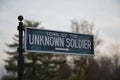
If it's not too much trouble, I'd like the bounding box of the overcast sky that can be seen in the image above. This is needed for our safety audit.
[0,0,120,61]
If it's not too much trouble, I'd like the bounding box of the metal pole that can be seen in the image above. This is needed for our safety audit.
[17,15,24,80]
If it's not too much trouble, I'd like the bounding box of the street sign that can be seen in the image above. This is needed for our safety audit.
[25,28,94,55]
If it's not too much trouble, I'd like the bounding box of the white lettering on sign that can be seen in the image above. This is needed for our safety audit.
[28,34,92,50]
[29,34,64,47]
[66,38,91,49]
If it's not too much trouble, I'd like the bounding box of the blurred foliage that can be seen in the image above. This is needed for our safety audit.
[1,19,120,80]
[1,20,66,80]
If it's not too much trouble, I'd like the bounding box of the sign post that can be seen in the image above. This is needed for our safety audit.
[17,15,24,80]
[25,28,94,55]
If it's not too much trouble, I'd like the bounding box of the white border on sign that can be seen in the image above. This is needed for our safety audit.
[24,27,94,56]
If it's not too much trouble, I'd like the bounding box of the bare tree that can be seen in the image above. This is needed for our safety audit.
[98,43,120,80]
[98,56,113,80]
[70,19,102,80]
[71,19,102,51]
[110,43,120,80]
